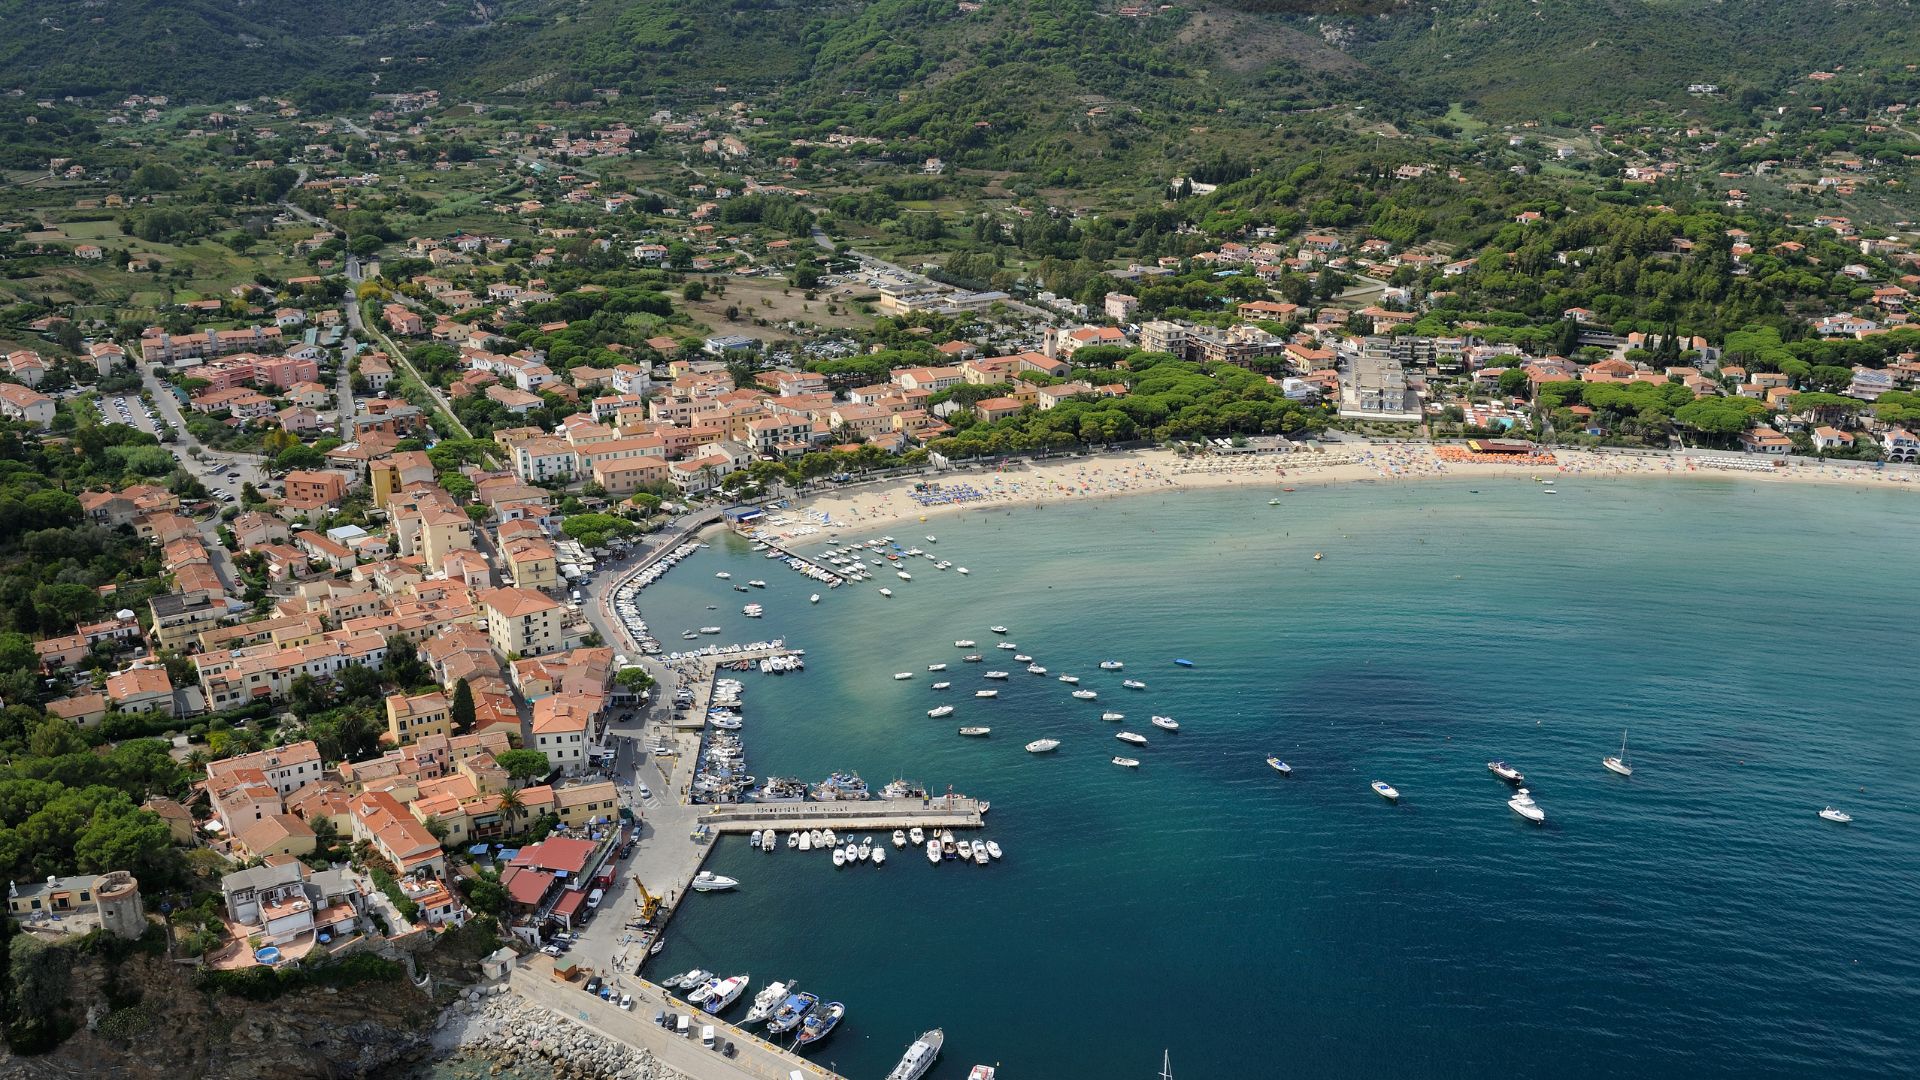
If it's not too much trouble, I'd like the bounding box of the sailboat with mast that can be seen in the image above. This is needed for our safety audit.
[1603,729,1633,776]
[1159,1050,1173,1080]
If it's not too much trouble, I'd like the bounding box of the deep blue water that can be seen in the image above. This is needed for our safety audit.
[638,477,1920,1080]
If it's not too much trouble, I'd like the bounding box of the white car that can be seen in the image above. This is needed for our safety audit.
[637,783,652,800]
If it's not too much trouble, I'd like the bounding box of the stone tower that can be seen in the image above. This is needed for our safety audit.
[94,871,144,940]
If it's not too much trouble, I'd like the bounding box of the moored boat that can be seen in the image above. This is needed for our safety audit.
[1112,756,1141,768]
[1122,679,1146,690]
[975,689,998,698]
[885,1029,945,1080]
[1072,689,1098,700]
[1267,756,1292,775]
[691,871,738,892]
[1508,788,1546,824]
[928,705,955,718]
[766,991,818,1035]
[959,726,991,736]
[1150,715,1179,731]
[985,840,1002,859]
[955,639,976,648]
[1102,711,1124,722]
[1025,738,1061,753]
[1819,807,1853,823]
[909,826,925,845]
[1488,760,1525,783]
[1371,780,1400,802]
[892,829,907,848]
[793,1001,844,1048]
[894,671,914,680]
[1604,729,1634,777]
[932,681,951,690]
[702,974,750,1013]
[1116,731,1147,746]
[925,839,942,864]
[1058,674,1080,684]
[745,980,790,1024]
[1099,660,1124,670]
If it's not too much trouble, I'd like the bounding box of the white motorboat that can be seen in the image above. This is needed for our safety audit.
[1072,689,1098,700]
[1604,729,1633,776]
[897,571,912,581]
[956,567,969,574]
[810,594,820,603]
[990,626,1009,634]
[932,681,951,690]
[1371,780,1401,802]
[702,974,750,1012]
[763,828,777,851]
[699,626,722,635]
[745,980,790,1025]
[894,672,914,680]
[1099,660,1124,671]
[786,832,798,848]
[1819,807,1853,823]
[985,841,1002,860]
[1266,756,1292,776]
[748,579,767,589]
[1058,674,1080,684]
[859,840,873,862]
[832,848,846,868]
[926,536,937,543]
[958,726,991,736]
[955,840,973,860]
[962,654,984,662]
[798,832,813,851]
[823,829,838,846]
[893,829,907,848]
[975,689,999,698]
[872,847,887,866]
[972,843,989,865]
[984,670,1009,680]
[1013,654,1032,663]
[1116,731,1147,746]
[1102,711,1124,722]
[879,588,893,597]
[996,642,1018,650]
[1122,679,1146,690]
[1028,664,1048,675]
[925,839,942,864]
[1508,788,1546,824]
[715,572,731,579]
[1025,739,1061,753]
[1150,716,1180,731]
[955,639,976,647]
[928,663,948,671]
[928,705,955,718]
[909,826,925,845]
[691,871,739,892]
[1112,756,1141,768]
[1488,761,1525,783]
[886,1029,944,1080]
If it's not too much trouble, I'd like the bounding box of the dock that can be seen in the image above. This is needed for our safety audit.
[748,535,845,587]
[663,642,806,731]
[700,795,987,833]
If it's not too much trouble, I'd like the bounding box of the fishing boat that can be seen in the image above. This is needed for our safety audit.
[1266,757,1292,776]
[702,975,750,1013]
[894,672,914,680]
[975,689,998,698]
[925,839,942,864]
[886,1029,944,1080]
[1174,658,1195,667]
[1151,716,1180,731]
[1603,730,1633,776]
[766,992,818,1035]
[793,1002,844,1048]
[1488,761,1525,784]
[1371,780,1401,802]
[1025,738,1061,753]
[691,871,738,892]
[1099,660,1124,671]
[1072,689,1098,700]
[1508,788,1546,824]
[932,681,951,690]
[1122,679,1146,690]
[928,662,948,671]
[990,626,1009,634]
[909,826,925,845]
[1058,674,1080,684]
[745,981,791,1025]
[893,829,907,848]
[928,705,955,718]
[1116,731,1147,746]
[955,640,976,648]
[1819,807,1853,823]
[983,670,1009,680]
[986,841,1002,859]
[1112,756,1141,768]
[958,726,991,736]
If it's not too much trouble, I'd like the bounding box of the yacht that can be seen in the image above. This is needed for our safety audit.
[1488,761,1525,784]
[990,626,1009,634]
[1508,788,1546,824]
[886,1029,945,1080]
[1603,730,1633,777]
[985,841,1002,859]
[1819,807,1853,823]
[702,975,750,1013]
[958,726,991,737]
[928,705,955,718]
[766,991,818,1035]
[928,663,948,671]
[932,681,951,690]
[794,1002,845,1048]
[1371,780,1401,802]
[955,640,976,648]
[1102,711,1124,722]
[984,670,1009,680]
[1028,664,1048,675]
[1116,731,1147,746]
[1099,660,1124,671]
[975,689,999,698]
[1112,756,1141,768]
[892,829,908,848]
[1072,689,1098,700]
[1058,674,1080,685]
[925,839,942,864]
[1025,738,1061,753]
[691,871,738,892]
[1267,757,1292,776]
[1150,716,1180,731]
[909,826,925,845]
[894,672,914,680]
[745,981,791,1025]
[879,588,893,597]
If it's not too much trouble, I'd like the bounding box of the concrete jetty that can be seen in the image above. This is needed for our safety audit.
[700,795,986,833]
[749,536,845,586]
[664,642,805,732]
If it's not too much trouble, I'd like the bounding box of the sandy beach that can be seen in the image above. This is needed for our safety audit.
[748,445,1919,541]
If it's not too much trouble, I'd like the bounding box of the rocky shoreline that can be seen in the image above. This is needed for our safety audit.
[429,985,687,1080]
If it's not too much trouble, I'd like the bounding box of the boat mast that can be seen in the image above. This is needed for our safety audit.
[1160,1049,1173,1080]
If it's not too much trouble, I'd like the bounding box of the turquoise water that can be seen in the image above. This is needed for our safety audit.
[639,477,1920,1080]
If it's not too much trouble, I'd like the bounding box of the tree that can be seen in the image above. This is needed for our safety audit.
[495,749,551,784]
[1497,369,1532,398]
[381,635,427,688]
[616,667,655,693]
[450,677,475,733]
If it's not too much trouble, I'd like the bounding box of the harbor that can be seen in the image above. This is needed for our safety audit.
[699,796,986,834]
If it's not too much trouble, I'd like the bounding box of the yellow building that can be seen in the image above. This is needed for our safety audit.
[384,690,453,746]
[502,535,559,593]
[478,587,565,658]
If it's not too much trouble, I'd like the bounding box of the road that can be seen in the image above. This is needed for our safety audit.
[90,391,248,591]
[346,298,473,439]
[134,367,269,491]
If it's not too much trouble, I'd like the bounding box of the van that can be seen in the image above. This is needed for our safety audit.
[586,888,604,909]
[700,1025,716,1048]
[676,1014,690,1037]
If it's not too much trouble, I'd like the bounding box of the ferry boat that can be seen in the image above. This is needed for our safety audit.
[1102,711,1124,722]
[1058,674,1080,684]
[1072,689,1098,700]
[1371,780,1401,802]
[959,726,991,736]
[745,981,790,1025]
[955,640,976,648]
[766,992,818,1035]
[1122,679,1146,690]
[886,1029,944,1080]
[928,705,955,718]
[1508,788,1546,824]
[1150,716,1180,731]
[1112,756,1141,768]
[1267,757,1292,776]
[1025,738,1061,753]
[1116,731,1147,746]
[894,672,914,680]
[1819,807,1853,823]
[1099,660,1124,671]
[1488,760,1525,783]
[983,670,1009,680]
[691,871,738,892]
[975,689,999,698]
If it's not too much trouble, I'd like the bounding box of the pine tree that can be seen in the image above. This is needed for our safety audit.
[451,677,475,734]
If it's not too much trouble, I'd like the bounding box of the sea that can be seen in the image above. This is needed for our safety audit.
[477,476,1920,1080]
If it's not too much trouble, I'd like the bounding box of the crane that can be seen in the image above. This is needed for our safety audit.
[630,875,660,923]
